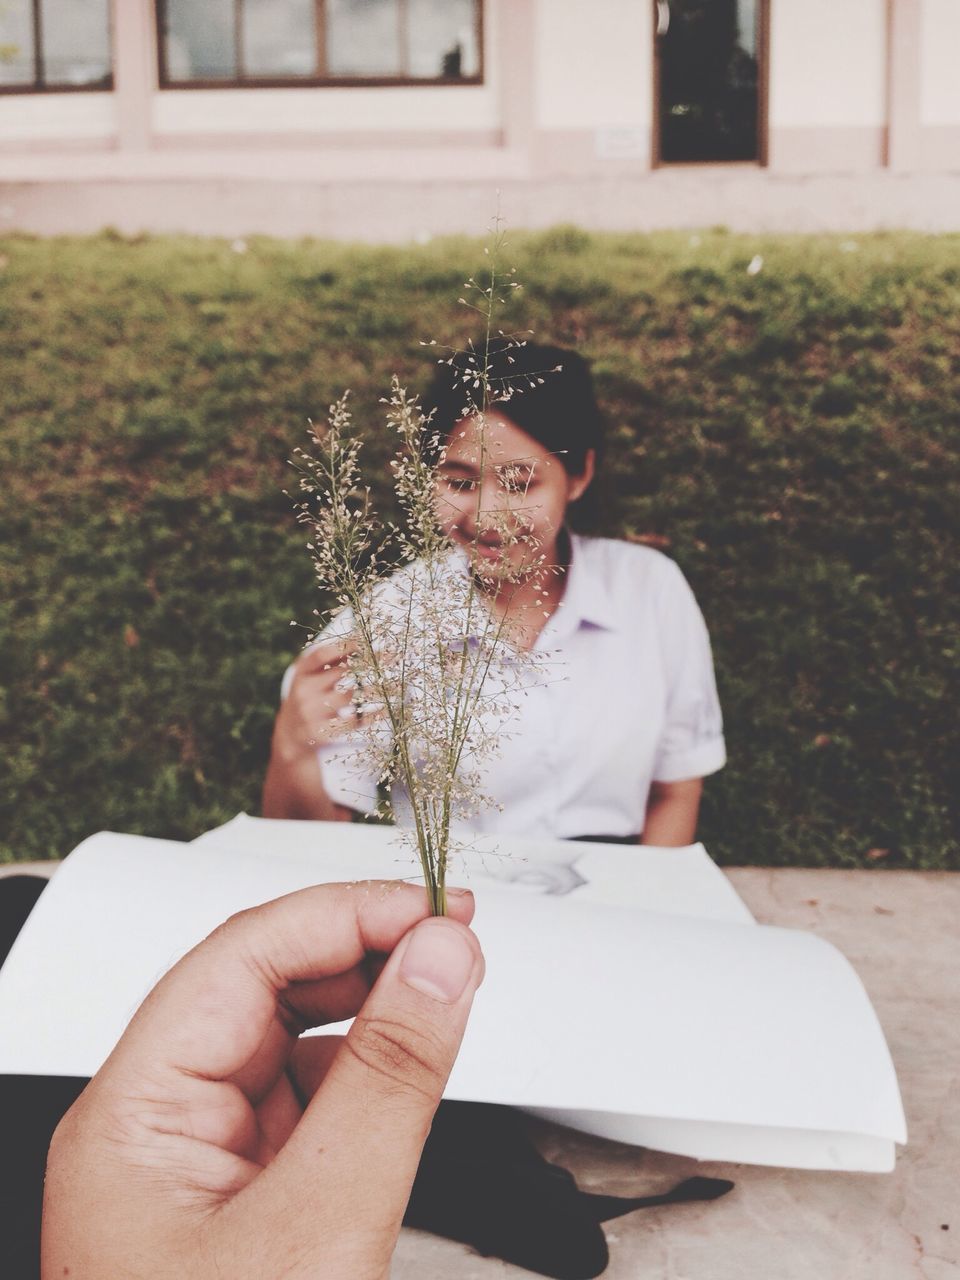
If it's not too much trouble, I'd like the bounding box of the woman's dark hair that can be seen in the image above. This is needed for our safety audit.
[419,336,604,477]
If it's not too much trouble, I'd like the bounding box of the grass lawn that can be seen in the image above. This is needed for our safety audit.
[0,227,957,867]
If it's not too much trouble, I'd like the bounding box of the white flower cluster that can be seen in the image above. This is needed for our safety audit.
[292,336,547,915]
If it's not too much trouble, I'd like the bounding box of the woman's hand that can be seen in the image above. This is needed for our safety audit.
[42,881,483,1280]
[272,637,366,767]
[262,638,372,820]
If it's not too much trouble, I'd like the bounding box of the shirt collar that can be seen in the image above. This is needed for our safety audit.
[542,531,617,641]
[444,532,617,644]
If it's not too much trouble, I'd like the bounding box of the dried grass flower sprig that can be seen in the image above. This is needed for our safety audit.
[291,234,555,915]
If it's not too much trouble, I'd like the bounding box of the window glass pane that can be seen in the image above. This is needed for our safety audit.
[40,0,111,87]
[737,0,757,57]
[163,0,236,81]
[244,0,317,76]
[408,0,478,79]
[0,0,35,86]
[327,0,401,77]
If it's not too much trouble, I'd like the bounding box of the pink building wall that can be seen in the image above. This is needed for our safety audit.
[1,0,958,237]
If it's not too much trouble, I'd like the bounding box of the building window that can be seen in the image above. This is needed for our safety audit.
[0,0,112,92]
[158,0,482,88]
[654,0,768,164]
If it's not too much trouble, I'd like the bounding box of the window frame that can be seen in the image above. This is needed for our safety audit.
[0,0,114,95]
[156,0,484,91]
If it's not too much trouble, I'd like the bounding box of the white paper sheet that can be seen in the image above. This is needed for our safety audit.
[193,813,757,924]
[0,828,906,1172]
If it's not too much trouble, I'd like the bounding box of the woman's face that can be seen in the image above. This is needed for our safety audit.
[434,411,593,579]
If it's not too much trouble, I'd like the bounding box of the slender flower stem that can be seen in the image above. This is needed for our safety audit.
[293,220,541,915]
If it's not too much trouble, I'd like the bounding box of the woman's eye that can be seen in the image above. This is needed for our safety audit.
[445,477,478,493]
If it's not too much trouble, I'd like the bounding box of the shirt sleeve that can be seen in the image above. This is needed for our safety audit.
[651,561,727,783]
[279,607,382,816]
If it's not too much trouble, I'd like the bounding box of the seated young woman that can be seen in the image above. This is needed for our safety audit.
[262,339,725,847]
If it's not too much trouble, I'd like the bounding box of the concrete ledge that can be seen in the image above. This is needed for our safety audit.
[3,170,960,239]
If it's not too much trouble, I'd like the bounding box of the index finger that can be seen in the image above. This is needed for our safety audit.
[296,636,358,675]
[108,881,476,1083]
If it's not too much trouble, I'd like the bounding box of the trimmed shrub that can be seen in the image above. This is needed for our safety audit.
[1,229,957,867]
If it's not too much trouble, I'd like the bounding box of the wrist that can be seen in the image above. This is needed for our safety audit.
[270,723,321,770]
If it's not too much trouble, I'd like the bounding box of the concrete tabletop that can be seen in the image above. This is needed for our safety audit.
[393,868,960,1280]
[5,862,957,1278]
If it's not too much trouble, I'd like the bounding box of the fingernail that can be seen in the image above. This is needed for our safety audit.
[400,920,475,1003]
[446,886,473,899]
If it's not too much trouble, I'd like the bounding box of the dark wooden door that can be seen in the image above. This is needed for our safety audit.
[654,0,767,164]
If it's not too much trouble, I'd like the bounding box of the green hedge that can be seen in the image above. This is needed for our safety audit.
[1,228,957,867]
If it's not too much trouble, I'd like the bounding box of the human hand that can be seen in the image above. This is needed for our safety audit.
[272,637,370,767]
[42,881,484,1279]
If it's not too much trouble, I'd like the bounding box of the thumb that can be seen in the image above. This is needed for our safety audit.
[258,918,483,1270]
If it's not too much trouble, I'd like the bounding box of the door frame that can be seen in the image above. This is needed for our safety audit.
[652,0,770,168]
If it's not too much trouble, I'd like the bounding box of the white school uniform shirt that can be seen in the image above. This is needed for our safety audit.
[283,534,726,840]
